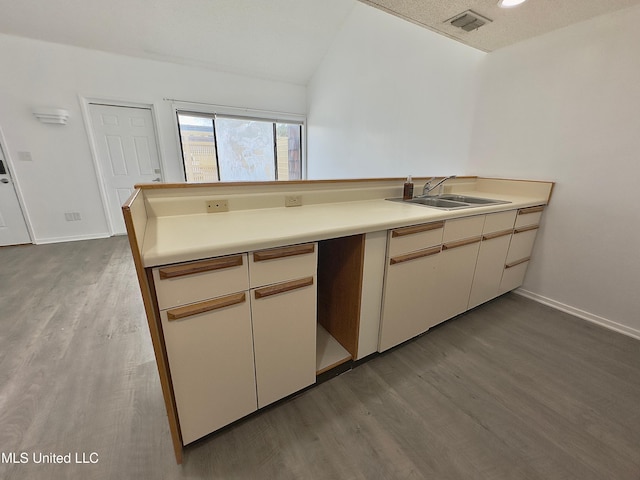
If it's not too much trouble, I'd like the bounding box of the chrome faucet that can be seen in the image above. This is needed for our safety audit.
[421,175,457,197]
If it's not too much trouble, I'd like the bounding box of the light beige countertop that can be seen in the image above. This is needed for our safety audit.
[141,187,549,267]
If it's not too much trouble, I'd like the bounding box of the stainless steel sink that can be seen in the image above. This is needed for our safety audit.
[438,194,510,205]
[386,194,511,210]
[406,197,470,209]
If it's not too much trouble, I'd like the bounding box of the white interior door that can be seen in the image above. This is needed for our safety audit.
[0,143,31,246]
[89,104,162,235]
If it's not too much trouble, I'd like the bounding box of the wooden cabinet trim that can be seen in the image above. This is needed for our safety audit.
[514,224,539,234]
[254,276,314,299]
[505,257,531,269]
[518,206,545,215]
[482,229,513,241]
[390,246,441,265]
[167,292,246,321]
[442,236,482,251]
[391,222,445,238]
[159,255,243,280]
[253,244,315,262]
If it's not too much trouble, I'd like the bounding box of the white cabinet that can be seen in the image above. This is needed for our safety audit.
[249,243,317,409]
[379,222,444,351]
[433,216,484,323]
[468,211,517,309]
[154,254,256,445]
[161,293,257,445]
[500,206,544,293]
[153,243,317,444]
[251,278,316,408]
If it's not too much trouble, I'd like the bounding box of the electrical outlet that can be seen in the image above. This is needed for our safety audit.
[64,212,81,221]
[285,195,302,207]
[206,199,229,213]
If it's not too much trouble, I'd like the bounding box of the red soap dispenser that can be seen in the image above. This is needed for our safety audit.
[403,175,414,200]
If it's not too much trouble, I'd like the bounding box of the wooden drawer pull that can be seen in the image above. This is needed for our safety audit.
[505,257,531,269]
[254,276,314,299]
[482,229,513,241]
[253,244,315,262]
[514,225,539,234]
[390,246,441,265]
[167,292,246,320]
[442,236,482,251]
[391,221,444,238]
[518,206,544,215]
[159,255,243,279]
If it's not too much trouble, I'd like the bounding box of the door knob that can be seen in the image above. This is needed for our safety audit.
[0,178,9,184]
[152,177,161,182]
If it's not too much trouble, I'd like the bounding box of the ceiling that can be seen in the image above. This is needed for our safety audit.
[0,0,639,85]
[0,0,355,85]
[359,0,640,52]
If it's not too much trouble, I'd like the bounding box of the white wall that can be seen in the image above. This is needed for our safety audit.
[306,3,485,179]
[469,5,640,337]
[0,33,306,243]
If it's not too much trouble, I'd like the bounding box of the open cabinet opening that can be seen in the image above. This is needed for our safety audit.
[316,234,365,375]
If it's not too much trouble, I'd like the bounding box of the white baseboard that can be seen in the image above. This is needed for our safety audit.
[35,232,111,245]
[514,288,640,341]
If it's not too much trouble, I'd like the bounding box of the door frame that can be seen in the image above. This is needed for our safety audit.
[80,96,165,235]
[0,126,34,244]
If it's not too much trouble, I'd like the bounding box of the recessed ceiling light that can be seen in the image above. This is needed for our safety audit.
[498,0,528,7]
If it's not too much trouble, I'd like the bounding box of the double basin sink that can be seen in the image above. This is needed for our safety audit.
[387,194,511,210]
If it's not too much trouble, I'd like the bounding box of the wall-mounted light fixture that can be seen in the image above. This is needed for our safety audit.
[33,108,70,125]
[498,0,528,7]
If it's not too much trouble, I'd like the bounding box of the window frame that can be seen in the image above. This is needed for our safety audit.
[172,102,306,183]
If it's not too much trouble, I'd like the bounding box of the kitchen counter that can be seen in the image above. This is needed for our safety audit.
[140,180,552,267]
[122,176,554,464]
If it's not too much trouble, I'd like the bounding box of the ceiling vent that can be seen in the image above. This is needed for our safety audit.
[447,10,492,32]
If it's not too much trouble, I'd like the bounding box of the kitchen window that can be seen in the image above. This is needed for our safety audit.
[177,110,303,183]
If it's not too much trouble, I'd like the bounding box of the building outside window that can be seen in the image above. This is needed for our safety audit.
[177,110,303,183]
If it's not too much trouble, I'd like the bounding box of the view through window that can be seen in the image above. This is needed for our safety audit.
[177,112,303,182]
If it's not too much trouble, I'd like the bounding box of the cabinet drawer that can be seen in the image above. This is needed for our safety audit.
[443,215,485,243]
[388,222,444,257]
[506,226,539,264]
[482,210,516,234]
[153,254,249,310]
[515,206,544,229]
[500,258,530,293]
[249,243,317,288]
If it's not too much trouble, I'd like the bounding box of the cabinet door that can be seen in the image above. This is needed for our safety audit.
[434,238,482,323]
[379,246,441,352]
[468,230,513,309]
[251,277,316,409]
[161,293,257,445]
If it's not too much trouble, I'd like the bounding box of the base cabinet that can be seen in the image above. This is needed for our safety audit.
[434,239,481,322]
[379,246,441,351]
[154,243,317,445]
[379,207,545,352]
[251,277,316,408]
[468,210,518,309]
[499,207,543,293]
[468,232,512,308]
[161,294,257,445]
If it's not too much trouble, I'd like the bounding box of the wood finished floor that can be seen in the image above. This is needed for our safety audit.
[1,237,639,479]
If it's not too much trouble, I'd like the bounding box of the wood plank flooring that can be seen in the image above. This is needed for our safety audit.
[1,237,639,479]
